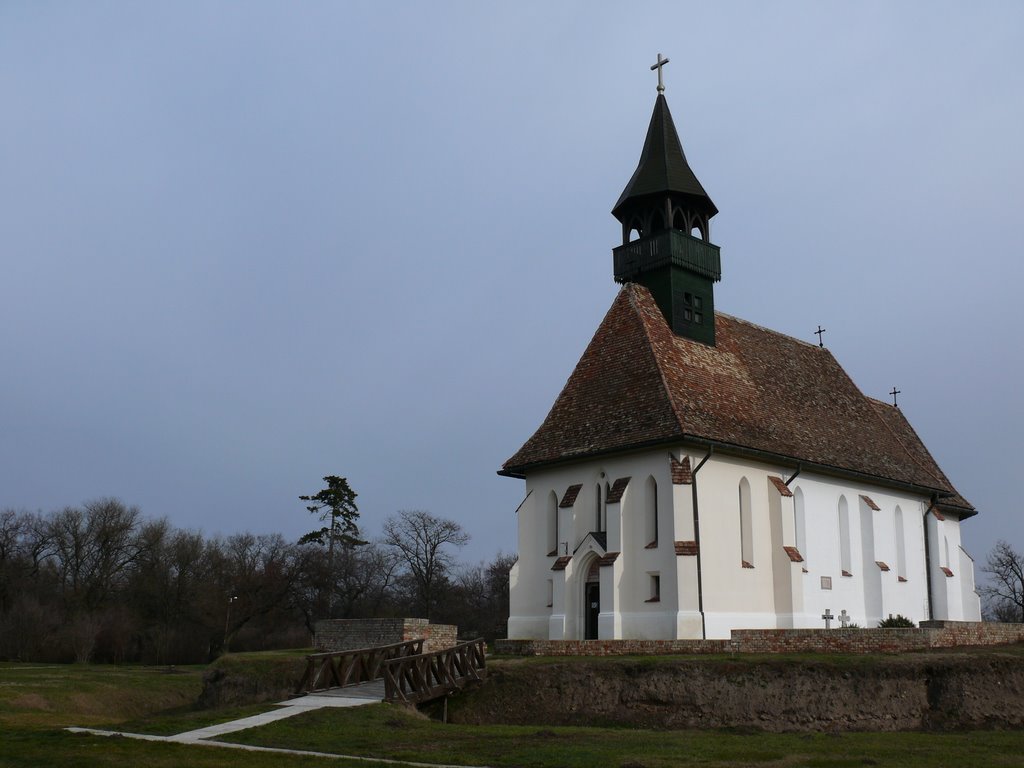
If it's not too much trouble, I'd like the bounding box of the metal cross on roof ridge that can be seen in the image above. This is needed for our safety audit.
[651,53,670,94]
[815,325,826,348]
[890,387,901,407]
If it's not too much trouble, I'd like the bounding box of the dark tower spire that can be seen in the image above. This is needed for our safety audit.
[612,56,721,345]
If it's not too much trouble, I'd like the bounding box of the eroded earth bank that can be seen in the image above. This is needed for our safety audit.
[449,648,1024,732]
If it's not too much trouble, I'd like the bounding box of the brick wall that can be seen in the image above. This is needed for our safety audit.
[315,618,459,653]
[496,639,730,656]
[495,621,1024,656]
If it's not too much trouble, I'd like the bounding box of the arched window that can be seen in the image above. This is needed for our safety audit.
[944,535,951,569]
[894,505,907,580]
[794,487,807,566]
[645,476,658,546]
[838,496,852,575]
[547,491,559,556]
[739,477,753,567]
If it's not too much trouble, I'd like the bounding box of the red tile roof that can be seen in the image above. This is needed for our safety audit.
[671,455,692,484]
[783,546,804,563]
[598,552,620,566]
[769,476,794,498]
[501,284,974,516]
[559,484,582,508]
[606,477,631,504]
[860,495,881,511]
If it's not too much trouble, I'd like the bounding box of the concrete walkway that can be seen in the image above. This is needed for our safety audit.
[166,680,387,742]
[65,679,492,766]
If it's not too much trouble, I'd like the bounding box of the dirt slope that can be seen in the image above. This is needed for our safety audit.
[449,648,1024,732]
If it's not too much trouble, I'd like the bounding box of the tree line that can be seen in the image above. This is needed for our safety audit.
[0,481,513,664]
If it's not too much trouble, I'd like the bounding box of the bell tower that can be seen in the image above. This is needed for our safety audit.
[611,54,721,345]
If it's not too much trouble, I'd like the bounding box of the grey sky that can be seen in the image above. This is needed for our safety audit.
[2,2,1021,570]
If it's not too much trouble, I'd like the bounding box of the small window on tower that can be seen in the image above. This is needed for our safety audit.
[694,296,703,309]
[683,293,697,324]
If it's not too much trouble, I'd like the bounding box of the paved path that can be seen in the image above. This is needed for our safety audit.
[165,680,387,742]
[64,679,492,766]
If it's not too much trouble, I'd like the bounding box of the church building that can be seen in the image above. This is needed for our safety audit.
[499,59,982,641]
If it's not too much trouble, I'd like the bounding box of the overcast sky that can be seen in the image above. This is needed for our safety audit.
[2,2,1021,573]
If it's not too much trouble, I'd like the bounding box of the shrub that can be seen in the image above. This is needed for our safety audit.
[878,614,916,628]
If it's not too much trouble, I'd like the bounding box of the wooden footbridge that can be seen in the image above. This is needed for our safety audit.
[295,637,486,705]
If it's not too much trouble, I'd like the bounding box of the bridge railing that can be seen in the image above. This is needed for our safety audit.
[294,638,424,694]
[383,637,486,704]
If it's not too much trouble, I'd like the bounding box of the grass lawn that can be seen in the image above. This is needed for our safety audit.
[0,659,364,767]
[219,702,1024,768]
[2,654,1024,768]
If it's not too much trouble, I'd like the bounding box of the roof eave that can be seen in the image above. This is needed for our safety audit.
[499,432,970,507]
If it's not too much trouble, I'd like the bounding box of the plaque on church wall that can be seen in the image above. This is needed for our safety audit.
[820,576,832,590]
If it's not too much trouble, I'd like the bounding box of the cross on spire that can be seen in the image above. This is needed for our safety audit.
[650,53,670,94]
[814,325,826,348]
[890,387,901,407]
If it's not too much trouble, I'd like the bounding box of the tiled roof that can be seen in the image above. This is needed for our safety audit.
[502,284,974,516]
[559,484,582,508]
[598,552,620,566]
[783,546,804,563]
[606,477,630,504]
[670,455,692,485]
[769,476,794,498]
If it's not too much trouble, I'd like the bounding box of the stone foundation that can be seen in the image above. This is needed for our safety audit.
[314,618,458,653]
[496,621,1024,656]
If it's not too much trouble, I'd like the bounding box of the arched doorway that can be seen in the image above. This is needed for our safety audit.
[584,558,600,640]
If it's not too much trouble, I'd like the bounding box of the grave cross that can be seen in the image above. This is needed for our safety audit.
[651,53,670,94]
[821,608,834,629]
[815,325,826,348]
[839,609,851,628]
[890,387,901,407]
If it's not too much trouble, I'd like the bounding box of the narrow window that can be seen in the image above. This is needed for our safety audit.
[647,573,661,602]
[794,487,807,566]
[546,579,553,608]
[894,505,907,581]
[595,483,607,533]
[838,496,852,575]
[547,491,558,556]
[645,476,658,547]
[739,477,753,567]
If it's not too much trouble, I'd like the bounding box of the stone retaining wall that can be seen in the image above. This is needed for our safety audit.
[315,618,458,653]
[495,621,1024,656]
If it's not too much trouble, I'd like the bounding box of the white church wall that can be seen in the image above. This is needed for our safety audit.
[691,453,781,638]
[506,490,550,639]
[507,448,981,641]
[958,542,982,621]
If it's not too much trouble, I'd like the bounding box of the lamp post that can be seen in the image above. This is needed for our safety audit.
[224,595,237,653]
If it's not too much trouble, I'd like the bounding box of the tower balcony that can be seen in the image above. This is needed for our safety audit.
[613,230,721,283]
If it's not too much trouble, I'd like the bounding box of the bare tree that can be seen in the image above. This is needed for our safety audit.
[981,540,1024,623]
[382,510,469,620]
